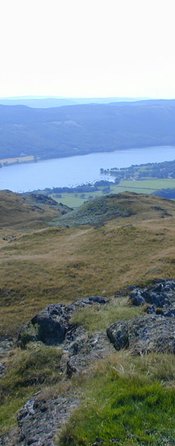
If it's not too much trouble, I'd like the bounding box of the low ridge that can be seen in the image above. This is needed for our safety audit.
[0,190,71,229]
[56,192,175,226]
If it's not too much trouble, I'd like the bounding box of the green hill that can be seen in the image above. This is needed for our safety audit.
[56,191,175,226]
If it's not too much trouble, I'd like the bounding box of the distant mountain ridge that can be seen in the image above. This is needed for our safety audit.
[0,100,175,161]
[0,96,143,108]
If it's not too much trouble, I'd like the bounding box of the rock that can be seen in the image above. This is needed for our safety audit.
[129,280,175,312]
[66,359,78,378]
[0,429,19,446]
[164,309,175,317]
[107,321,129,350]
[18,297,108,348]
[65,331,114,377]
[129,290,145,306]
[18,304,70,347]
[0,363,6,377]
[85,296,108,305]
[17,394,79,446]
[107,315,175,355]
[146,305,156,314]
[13,296,114,444]
[31,304,68,345]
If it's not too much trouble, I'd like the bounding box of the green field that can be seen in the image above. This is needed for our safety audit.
[115,178,175,193]
[52,179,175,208]
[51,190,105,207]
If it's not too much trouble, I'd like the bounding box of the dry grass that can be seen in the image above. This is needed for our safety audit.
[1,210,175,336]
[0,191,68,229]
[1,192,175,336]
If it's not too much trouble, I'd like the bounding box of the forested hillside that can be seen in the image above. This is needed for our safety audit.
[1,100,175,160]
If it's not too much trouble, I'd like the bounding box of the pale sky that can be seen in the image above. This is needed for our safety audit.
[0,0,175,98]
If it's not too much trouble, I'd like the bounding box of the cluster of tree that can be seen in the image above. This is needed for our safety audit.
[102,160,175,182]
[25,180,113,196]
[1,100,175,160]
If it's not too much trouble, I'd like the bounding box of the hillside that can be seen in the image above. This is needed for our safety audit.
[1,100,175,161]
[1,192,175,445]
[55,191,175,226]
[0,190,71,229]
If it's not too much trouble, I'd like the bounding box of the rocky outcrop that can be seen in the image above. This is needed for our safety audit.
[17,394,79,446]
[107,280,175,354]
[4,282,175,446]
[18,296,108,348]
[8,296,111,446]
[13,297,111,445]
[107,315,175,355]
[129,279,175,311]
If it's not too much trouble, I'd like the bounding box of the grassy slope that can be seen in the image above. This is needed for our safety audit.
[1,191,175,442]
[0,190,70,229]
[58,353,175,446]
[55,191,175,226]
[1,192,175,336]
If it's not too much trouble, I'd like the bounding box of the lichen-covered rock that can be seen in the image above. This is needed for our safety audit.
[17,394,79,446]
[18,297,108,348]
[107,315,175,355]
[31,304,68,345]
[107,321,129,350]
[129,279,175,310]
[18,304,68,347]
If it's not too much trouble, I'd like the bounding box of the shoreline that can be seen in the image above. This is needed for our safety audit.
[0,155,36,167]
[1,145,175,169]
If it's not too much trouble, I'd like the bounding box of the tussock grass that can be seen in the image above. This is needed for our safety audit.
[58,353,175,446]
[71,297,144,333]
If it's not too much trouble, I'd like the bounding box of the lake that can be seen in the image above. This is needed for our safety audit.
[1,146,175,192]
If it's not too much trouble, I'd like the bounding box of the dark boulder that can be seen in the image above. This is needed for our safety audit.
[18,304,69,347]
[18,296,108,348]
[31,304,68,345]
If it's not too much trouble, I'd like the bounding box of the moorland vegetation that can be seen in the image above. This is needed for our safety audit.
[1,191,175,445]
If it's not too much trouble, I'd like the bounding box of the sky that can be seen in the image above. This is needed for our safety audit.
[0,0,175,99]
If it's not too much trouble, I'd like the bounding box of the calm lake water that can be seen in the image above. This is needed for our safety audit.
[1,146,175,192]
